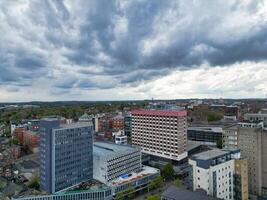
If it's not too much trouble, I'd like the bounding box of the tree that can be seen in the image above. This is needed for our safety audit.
[216,138,223,149]
[162,163,175,180]
[28,174,40,190]
[9,138,19,145]
[147,194,160,200]
[174,178,182,187]
[148,176,163,191]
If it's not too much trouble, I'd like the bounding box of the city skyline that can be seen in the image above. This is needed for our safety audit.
[1,0,267,102]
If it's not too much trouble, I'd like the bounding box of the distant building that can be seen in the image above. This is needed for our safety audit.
[187,126,222,146]
[132,109,187,161]
[223,125,238,149]
[93,142,141,184]
[115,135,127,145]
[11,145,21,159]
[244,110,267,126]
[23,130,39,153]
[13,127,25,144]
[124,113,132,136]
[79,113,93,123]
[189,149,241,200]
[112,115,124,130]
[40,118,94,194]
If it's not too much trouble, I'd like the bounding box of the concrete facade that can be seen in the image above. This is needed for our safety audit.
[234,159,249,200]
[189,149,240,200]
[132,109,188,161]
[93,142,141,184]
[237,124,262,197]
[223,125,238,149]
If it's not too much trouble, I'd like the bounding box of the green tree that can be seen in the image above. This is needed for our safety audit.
[9,138,19,145]
[28,174,40,190]
[162,163,175,180]
[174,178,182,187]
[148,176,163,191]
[147,194,160,200]
[216,138,223,149]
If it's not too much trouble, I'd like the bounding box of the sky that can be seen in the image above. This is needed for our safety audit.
[0,0,267,102]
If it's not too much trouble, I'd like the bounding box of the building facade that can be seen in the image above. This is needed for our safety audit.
[223,125,238,149]
[188,127,222,146]
[237,122,267,199]
[112,115,124,130]
[93,142,142,184]
[124,113,132,136]
[11,187,112,200]
[40,118,94,194]
[234,159,249,200]
[132,109,187,161]
[189,149,241,200]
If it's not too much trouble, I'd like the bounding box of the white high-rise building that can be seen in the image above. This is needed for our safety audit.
[189,149,241,200]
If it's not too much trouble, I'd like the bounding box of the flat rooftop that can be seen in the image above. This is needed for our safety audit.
[60,122,93,129]
[131,109,187,117]
[188,126,222,132]
[162,186,218,200]
[192,149,228,161]
[93,142,139,158]
[109,165,159,186]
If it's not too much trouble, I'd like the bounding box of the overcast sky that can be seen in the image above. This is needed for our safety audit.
[0,0,267,102]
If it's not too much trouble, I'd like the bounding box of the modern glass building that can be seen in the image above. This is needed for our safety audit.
[40,118,94,194]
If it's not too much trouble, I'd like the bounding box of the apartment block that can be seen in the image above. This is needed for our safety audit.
[40,118,94,194]
[93,142,141,184]
[132,109,187,161]
[189,149,241,200]
[237,122,263,198]
[223,125,238,149]
[112,115,124,130]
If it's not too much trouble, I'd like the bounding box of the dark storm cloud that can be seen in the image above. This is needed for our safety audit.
[1,0,267,92]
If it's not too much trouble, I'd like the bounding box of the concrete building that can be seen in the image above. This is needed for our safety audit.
[189,149,241,200]
[93,142,141,184]
[187,126,222,146]
[40,118,94,194]
[115,135,127,145]
[234,159,249,200]
[244,110,267,126]
[236,121,267,198]
[132,109,187,161]
[223,125,238,149]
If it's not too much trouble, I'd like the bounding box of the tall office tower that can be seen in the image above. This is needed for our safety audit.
[237,121,267,199]
[40,118,93,194]
[223,125,238,149]
[234,159,249,200]
[189,149,240,200]
[131,109,187,161]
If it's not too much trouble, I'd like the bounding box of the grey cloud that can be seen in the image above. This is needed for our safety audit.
[1,0,267,93]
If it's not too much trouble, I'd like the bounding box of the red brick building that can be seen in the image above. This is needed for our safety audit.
[13,127,25,144]
[112,115,124,130]
[23,130,40,153]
